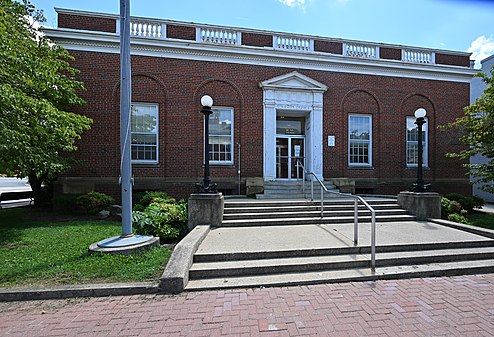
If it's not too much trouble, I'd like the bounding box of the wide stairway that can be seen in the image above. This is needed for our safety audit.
[184,198,494,291]
[222,198,415,226]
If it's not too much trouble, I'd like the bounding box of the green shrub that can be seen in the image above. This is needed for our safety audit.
[135,191,175,208]
[444,193,484,212]
[76,192,114,215]
[441,197,462,219]
[447,213,470,225]
[132,198,188,242]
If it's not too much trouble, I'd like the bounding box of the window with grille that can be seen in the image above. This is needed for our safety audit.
[406,116,428,167]
[209,107,233,165]
[348,115,372,166]
[130,103,158,164]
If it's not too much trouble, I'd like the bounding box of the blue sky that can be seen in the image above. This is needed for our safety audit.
[31,0,494,68]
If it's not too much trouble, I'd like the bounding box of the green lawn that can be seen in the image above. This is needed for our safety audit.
[0,207,171,288]
[466,211,494,230]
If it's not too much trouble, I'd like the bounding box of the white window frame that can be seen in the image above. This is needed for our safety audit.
[130,102,159,164]
[348,114,372,167]
[406,116,428,167]
[206,106,234,165]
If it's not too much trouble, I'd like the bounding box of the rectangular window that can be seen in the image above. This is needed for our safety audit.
[131,103,158,164]
[209,107,233,165]
[348,115,372,166]
[406,116,428,167]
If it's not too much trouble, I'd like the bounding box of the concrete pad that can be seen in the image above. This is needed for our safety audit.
[196,221,493,255]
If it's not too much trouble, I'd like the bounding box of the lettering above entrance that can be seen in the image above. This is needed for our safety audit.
[260,72,327,182]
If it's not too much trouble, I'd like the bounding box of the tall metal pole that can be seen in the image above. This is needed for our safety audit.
[416,117,424,191]
[203,106,212,190]
[120,0,132,237]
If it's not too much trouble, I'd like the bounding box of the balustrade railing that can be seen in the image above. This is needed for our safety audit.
[274,35,312,52]
[197,27,240,45]
[402,49,434,64]
[129,20,164,39]
[344,43,378,59]
[112,17,445,66]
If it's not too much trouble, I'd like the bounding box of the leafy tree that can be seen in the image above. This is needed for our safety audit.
[0,0,92,205]
[445,67,494,194]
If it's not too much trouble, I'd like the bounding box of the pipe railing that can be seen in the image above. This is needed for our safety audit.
[296,160,376,270]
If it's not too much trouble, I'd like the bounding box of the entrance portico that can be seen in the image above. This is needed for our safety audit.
[260,71,327,181]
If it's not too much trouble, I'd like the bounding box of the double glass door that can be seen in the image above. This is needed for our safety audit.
[276,136,304,179]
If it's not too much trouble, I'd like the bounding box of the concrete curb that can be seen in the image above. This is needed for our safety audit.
[159,225,210,294]
[429,218,494,239]
[0,282,158,302]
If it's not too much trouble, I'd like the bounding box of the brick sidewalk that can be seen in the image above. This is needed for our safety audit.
[1,274,493,336]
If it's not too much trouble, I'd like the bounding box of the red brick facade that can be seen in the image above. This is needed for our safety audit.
[436,53,471,67]
[314,40,343,55]
[63,50,471,198]
[242,33,273,48]
[166,25,195,41]
[58,13,116,33]
[380,47,401,60]
[51,10,473,199]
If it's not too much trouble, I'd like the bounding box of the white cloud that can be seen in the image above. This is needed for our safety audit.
[277,0,306,8]
[467,35,494,69]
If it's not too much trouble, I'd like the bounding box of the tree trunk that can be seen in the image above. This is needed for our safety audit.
[28,171,43,207]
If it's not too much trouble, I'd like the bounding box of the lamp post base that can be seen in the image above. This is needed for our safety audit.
[195,182,218,193]
[410,183,431,193]
[398,191,441,220]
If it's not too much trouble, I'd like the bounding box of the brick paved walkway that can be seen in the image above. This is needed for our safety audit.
[1,274,493,336]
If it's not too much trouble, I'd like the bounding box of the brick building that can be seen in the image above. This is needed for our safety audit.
[44,8,476,199]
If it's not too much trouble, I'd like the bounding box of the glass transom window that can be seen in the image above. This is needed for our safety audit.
[209,107,233,165]
[131,103,158,164]
[348,115,372,166]
[406,116,428,167]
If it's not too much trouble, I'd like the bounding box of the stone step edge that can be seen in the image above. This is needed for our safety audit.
[224,204,401,211]
[224,200,397,207]
[184,260,494,291]
[220,215,416,225]
[189,248,494,278]
[222,210,408,218]
[193,240,494,262]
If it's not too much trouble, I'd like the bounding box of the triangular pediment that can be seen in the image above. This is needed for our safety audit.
[260,71,328,92]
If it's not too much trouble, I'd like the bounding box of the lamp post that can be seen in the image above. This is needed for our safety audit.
[196,95,218,193]
[411,108,429,192]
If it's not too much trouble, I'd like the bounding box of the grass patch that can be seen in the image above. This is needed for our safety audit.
[466,211,494,230]
[0,207,171,288]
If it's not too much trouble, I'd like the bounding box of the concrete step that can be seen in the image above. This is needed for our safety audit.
[223,209,409,220]
[193,240,494,262]
[224,204,403,214]
[221,214,416,226]
[256,193,308,199]
[263,180,336,186]
[259,181,339,199]
[184,259,494,291]
[189,247,494,279]
[224,199,397,208]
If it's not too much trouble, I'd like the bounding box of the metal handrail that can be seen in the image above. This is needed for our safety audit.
[296,160,376,270]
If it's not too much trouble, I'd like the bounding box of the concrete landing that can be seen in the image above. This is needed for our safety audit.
[196,221,492,256]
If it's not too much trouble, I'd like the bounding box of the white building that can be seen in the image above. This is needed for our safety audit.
[470,54,494,202]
